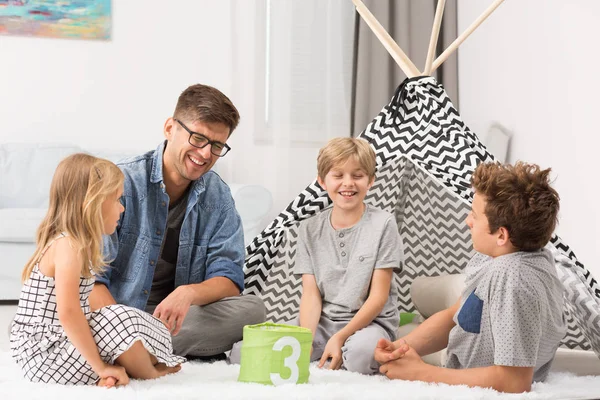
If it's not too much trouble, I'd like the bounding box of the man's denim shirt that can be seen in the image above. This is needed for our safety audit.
[96,141,245,310]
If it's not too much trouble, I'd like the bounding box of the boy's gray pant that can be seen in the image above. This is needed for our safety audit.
[229,316,392,375]
[146,294,266,357]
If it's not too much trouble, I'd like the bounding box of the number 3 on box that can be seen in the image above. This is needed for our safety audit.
[269,336,301,385]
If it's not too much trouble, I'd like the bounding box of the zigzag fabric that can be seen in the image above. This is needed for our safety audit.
[243,76,599,354]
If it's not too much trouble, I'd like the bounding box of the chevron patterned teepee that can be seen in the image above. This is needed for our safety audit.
[243,0,600,357]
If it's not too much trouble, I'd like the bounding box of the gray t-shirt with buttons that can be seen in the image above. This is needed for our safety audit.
[445,249,566,382]
[293,204,404,339]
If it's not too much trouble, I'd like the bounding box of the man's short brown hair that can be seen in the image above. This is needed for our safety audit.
[173,84,240,137]
[317,137,376,181]
[472,161,560,251]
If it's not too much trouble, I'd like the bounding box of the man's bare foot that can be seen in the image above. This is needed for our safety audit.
[97,376,117,388]
[155,363,182,377]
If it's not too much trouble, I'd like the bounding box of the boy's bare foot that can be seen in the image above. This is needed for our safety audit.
[155,362,182,377]
[97,376,117,388]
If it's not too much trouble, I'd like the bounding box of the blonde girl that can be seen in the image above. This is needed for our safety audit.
[10,153,185,387]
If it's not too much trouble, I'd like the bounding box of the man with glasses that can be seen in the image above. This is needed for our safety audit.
[91,84,266,360]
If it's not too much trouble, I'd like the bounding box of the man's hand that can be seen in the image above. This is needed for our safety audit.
[318,333,345,370]
[153,285,193,336]
[379,345,427,381]
[374,338,409,364]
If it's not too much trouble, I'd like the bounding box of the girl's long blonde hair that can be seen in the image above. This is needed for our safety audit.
[22,153,124,281]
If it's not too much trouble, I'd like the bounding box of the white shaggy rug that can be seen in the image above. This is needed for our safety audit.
[1,352,600,400]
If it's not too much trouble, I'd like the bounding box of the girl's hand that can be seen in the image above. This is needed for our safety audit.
[98,364,129,387]
[97,376,116,388]
[318,334,345,370]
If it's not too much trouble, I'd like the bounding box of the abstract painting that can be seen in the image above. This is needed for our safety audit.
[0,0,111,40]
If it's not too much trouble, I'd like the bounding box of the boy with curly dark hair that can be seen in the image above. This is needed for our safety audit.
[374,162,565,393]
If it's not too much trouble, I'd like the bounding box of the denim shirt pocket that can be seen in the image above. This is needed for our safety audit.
[188,240,209,283]
[112,233,150,282]
[457,290,484,334]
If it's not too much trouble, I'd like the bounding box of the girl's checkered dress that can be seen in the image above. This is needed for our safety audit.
[9,233,185,385]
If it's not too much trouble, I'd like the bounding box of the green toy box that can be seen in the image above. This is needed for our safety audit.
[238,322,313,385]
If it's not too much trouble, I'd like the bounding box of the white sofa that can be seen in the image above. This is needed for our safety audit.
[405,274,600,376]
[0,143,272,301]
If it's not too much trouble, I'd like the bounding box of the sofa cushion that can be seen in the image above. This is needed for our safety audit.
[410,274,466,318]
[93,150,138,165]
[0,208,47,243]
[229,184,273,245]
[0,143,82,208]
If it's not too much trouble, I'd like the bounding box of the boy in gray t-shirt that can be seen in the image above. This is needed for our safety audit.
[374,162,565,393]
[445,249,565,382]
[294,137,403,375]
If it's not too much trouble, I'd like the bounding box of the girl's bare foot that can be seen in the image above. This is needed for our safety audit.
[97,376,117,388]
[155,362,182,377]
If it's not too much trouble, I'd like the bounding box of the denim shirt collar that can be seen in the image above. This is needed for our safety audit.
[98,140,246,308]
[150,140,206,197]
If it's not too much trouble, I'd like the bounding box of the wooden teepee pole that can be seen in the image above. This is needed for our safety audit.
[423,0,446,76]
[352,0,420,78]
[431,0,505,74]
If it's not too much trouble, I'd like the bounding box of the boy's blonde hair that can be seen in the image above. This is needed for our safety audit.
[317,137,376,181]
[472,161,560,251]
[22,153,124,282]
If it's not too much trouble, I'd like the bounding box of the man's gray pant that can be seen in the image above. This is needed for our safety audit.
[147,294,266,357]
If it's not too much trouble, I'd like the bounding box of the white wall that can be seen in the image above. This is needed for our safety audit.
[0,0,354,233]
[0,1,234,153]
[222,0,354,223]
[457,0,600,276]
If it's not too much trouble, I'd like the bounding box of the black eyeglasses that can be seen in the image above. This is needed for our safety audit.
[174,119,231,157]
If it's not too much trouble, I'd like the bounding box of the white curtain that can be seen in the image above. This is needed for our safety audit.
[221,0,355,225]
